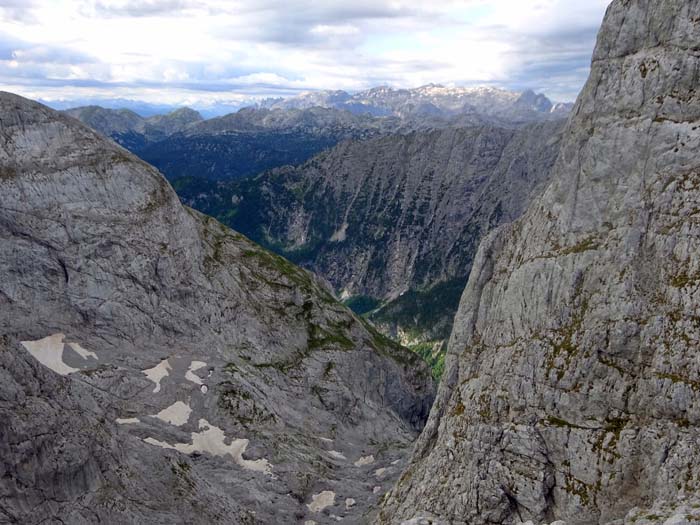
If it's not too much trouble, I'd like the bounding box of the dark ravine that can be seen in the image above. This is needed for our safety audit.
[381,0,700,523]
[191,121,564,376]
[0,92,434,524]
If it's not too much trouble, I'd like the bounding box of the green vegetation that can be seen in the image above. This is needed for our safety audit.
[344,295,382,315]
[656,372,700,392]
[558,236,600,256]
[0,166,17,180]
[359,318,429,378]
[308,322,354,351]
[369,278,468,342]
[564,474,594,506]
[409,341,446,380]
[140,131,339,183]
[544,416,585,429]
[670,271,700,288]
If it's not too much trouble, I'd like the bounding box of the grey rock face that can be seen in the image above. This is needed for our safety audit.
[0,92,434,523]
[0,336,252,524]
[380,0,700,523]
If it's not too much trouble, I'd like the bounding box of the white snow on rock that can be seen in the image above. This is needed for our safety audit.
[375,467,388,478]
[116,418,140,425]
[67,342,98,360]
[328,450,346,460]
[21,333,78,375]
[373,486,382,495]
[185,360,207,385]
[307,491,335,513]
[345,498,356,510]
[401,517,446,525]
[354,455,375,467]
[143,419,272,474]
[143,358,171,393]
[330,222,349,242]
[200,384,208,394]
[153,401,192,426]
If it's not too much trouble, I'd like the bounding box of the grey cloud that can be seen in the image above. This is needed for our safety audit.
[0,0,39,23]
[92,0,200,18]
[212,0,426,48]
[12,46,97,65]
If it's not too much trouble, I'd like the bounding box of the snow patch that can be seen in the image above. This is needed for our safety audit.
[375,467,387,478]
[185,360,207,385]
[345,498,356,509]
[153,401,192,426]
[330,222,349,242]
[21,334,78,375]
[67,342,97,360]
[307,491,335,512]
[328,450,346,460]
[116,418,140,425]
[143,359,171,393]
[354,455,375,467]
[143,419,271,474]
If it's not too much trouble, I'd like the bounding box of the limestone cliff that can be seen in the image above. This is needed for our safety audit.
[381,1,700,523]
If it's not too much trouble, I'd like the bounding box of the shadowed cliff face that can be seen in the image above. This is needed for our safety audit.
[227,122,564,302]
[203,121,564,370]
[0,92,435,524]
[380,1,700,524]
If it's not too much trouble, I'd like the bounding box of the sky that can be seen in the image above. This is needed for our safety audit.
[0,0,612,115]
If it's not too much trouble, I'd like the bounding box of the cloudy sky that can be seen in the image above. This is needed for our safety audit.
[0,0,611,115]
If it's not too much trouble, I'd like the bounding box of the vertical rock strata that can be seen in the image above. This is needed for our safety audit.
[381,1,700,523]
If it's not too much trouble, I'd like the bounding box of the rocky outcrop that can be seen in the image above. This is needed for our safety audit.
[0,92,434,523]
[380,0,700,523]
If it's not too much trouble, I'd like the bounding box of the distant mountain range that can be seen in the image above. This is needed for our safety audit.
[259,84,573,122]
[64,85,572,183]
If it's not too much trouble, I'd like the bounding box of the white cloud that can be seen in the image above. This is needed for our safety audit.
[0,0,612,112]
